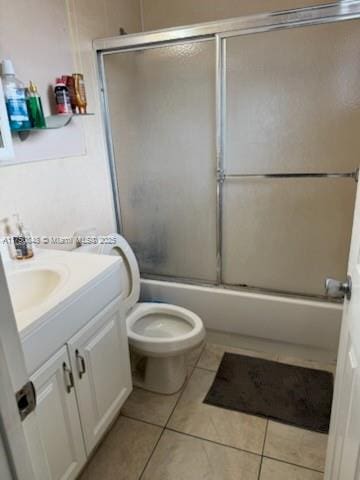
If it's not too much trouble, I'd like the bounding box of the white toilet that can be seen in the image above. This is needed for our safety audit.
[80,234,205,394]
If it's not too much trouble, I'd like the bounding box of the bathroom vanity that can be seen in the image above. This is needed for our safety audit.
[6,249,132,480]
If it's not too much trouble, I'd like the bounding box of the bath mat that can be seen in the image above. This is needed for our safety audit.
[203,353,333,433]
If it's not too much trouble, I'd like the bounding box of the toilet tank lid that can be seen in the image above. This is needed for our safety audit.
[98,233,140,311]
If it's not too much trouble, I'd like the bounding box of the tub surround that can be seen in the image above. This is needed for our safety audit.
[141,279,342,353]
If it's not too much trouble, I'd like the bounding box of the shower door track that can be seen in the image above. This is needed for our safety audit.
[221,170,359,181]
[95,1,360,301]
[140,272,342,303]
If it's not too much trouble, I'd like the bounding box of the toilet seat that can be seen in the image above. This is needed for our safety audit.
[97,235,140,313]
[127,302,205,357]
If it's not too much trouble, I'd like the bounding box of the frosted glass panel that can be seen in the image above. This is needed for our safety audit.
[104,41,217,281]
[222,178,355,296]
[226,21,360,174]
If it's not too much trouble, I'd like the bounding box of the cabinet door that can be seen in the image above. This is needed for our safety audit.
[68,300,132,454]
[30,346,86,480]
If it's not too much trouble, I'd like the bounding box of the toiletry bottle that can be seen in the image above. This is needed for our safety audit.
[27,81,46,128]
[0,217,15,259]
[1,59,32,130]
[54,78,72,115]
[63,75,77,113]
[73,73,87,114]
[13,214,34,260]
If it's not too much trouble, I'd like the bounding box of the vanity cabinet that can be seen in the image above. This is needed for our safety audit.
[30,346,86,480]
[30,299,132,480]
[68,300,132,454]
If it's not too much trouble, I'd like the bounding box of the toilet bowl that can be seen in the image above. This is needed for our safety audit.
[79,234,205,394]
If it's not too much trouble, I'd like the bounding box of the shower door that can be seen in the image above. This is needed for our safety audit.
[102,40,217,283]
[220,20,360,296]
[99,4,360,299]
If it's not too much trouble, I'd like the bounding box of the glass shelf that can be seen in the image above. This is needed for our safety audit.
[11,113,95,140]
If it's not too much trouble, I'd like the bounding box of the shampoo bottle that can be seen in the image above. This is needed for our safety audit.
[54,78,72,115]
[27,81,46,128]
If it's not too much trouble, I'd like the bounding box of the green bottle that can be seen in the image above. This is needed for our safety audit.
[26,81,46,128]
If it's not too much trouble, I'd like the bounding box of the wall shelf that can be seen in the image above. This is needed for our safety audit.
[12,113,95,141]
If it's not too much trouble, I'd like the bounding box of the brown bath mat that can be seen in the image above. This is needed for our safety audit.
[203,353,333,433]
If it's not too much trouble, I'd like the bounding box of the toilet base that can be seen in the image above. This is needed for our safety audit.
[133,353,187,395]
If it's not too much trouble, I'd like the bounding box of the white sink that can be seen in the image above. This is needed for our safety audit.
[4,248,123,374]
[8,268,62,314]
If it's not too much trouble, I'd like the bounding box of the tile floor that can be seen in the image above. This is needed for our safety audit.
[79,337,334,480]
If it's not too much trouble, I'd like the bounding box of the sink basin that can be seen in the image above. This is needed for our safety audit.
[7,268,62,314]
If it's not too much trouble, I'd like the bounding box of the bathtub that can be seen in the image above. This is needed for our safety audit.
[140,279,342,352]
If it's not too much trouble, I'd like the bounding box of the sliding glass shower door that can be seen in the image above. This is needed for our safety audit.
[100,10,360,298]
[103,41,217,282]
[222,21,360,296]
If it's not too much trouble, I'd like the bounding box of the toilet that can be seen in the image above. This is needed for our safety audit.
[79,234,205,394]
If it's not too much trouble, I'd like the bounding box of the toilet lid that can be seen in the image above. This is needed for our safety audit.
[98,234,140,312]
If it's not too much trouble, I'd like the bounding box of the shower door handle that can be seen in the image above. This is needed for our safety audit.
[325,275,352,300]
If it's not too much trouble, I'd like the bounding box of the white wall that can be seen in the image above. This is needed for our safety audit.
[141,0,331,30]
[0,0,141,242]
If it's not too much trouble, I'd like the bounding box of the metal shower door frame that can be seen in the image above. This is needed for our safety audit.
[95,1,360,300]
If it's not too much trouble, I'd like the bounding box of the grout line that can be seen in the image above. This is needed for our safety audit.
[262,455,325,474]
[257,456,264,480]
[122,408,257,460]
[138,427,165,480]
[120,412,164,429]
[164,364,196,428]
[126,412,326,477]
[261,420,269,455]
[132,419,324,479]
[123,416,325,478]
[165,426,262,458]
[257,421,269,480]
[194,342,206,366]
[137,352,203,479]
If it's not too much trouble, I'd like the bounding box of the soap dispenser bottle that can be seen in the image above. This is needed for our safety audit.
[13,214,34,260]
[0,217,16,260]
